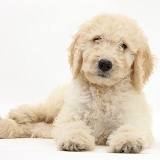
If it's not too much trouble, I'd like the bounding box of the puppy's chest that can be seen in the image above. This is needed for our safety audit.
[77,87,124,128]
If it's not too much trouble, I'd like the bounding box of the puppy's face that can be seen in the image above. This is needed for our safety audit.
[81,32,134,86]
[69,14,154,91]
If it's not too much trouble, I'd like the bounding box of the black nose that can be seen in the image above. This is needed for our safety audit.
[98,59,112,72]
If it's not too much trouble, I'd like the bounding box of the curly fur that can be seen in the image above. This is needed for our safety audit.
[0,13,154,153]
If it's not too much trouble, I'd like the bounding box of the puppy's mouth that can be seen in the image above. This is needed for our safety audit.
[98,73,107,78]
[97,72,111,78]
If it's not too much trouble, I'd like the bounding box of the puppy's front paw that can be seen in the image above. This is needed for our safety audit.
[108,133,144,153]
[58,133,95,151]
[109,138,143,153]
[108,124,146,153]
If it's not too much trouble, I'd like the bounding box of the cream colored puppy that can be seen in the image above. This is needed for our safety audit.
[0,14,154,153]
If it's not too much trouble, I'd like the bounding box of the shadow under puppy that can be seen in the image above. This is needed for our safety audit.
[0,13,154,153]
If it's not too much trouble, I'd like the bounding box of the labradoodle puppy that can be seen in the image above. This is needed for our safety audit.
[0,14,154,153]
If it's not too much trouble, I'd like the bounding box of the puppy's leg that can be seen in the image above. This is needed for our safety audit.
[8,103,54,124]
[31,122,53,138]
[0,118,31,138]
[53,121,95,151]
[8,86,65,124]
[0,117,53,138]
[107,124,152,153]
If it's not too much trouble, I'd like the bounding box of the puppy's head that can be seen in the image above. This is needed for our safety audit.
[69,14,154,92]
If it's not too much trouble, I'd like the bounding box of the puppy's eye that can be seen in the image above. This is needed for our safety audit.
[92,36,102,43]
[120,43,127,50]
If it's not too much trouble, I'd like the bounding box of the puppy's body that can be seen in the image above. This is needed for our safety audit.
[0,14,154,153]
[53,75,152,151]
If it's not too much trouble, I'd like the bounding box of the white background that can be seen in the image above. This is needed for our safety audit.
[0,0,160,159]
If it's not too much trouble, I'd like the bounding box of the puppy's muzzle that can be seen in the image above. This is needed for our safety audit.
[98,59,112,72]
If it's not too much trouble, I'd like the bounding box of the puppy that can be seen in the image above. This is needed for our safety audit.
[0,14,154,153]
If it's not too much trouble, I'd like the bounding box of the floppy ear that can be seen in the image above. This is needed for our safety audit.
[68,34,83,78]
[132,46,154,93]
